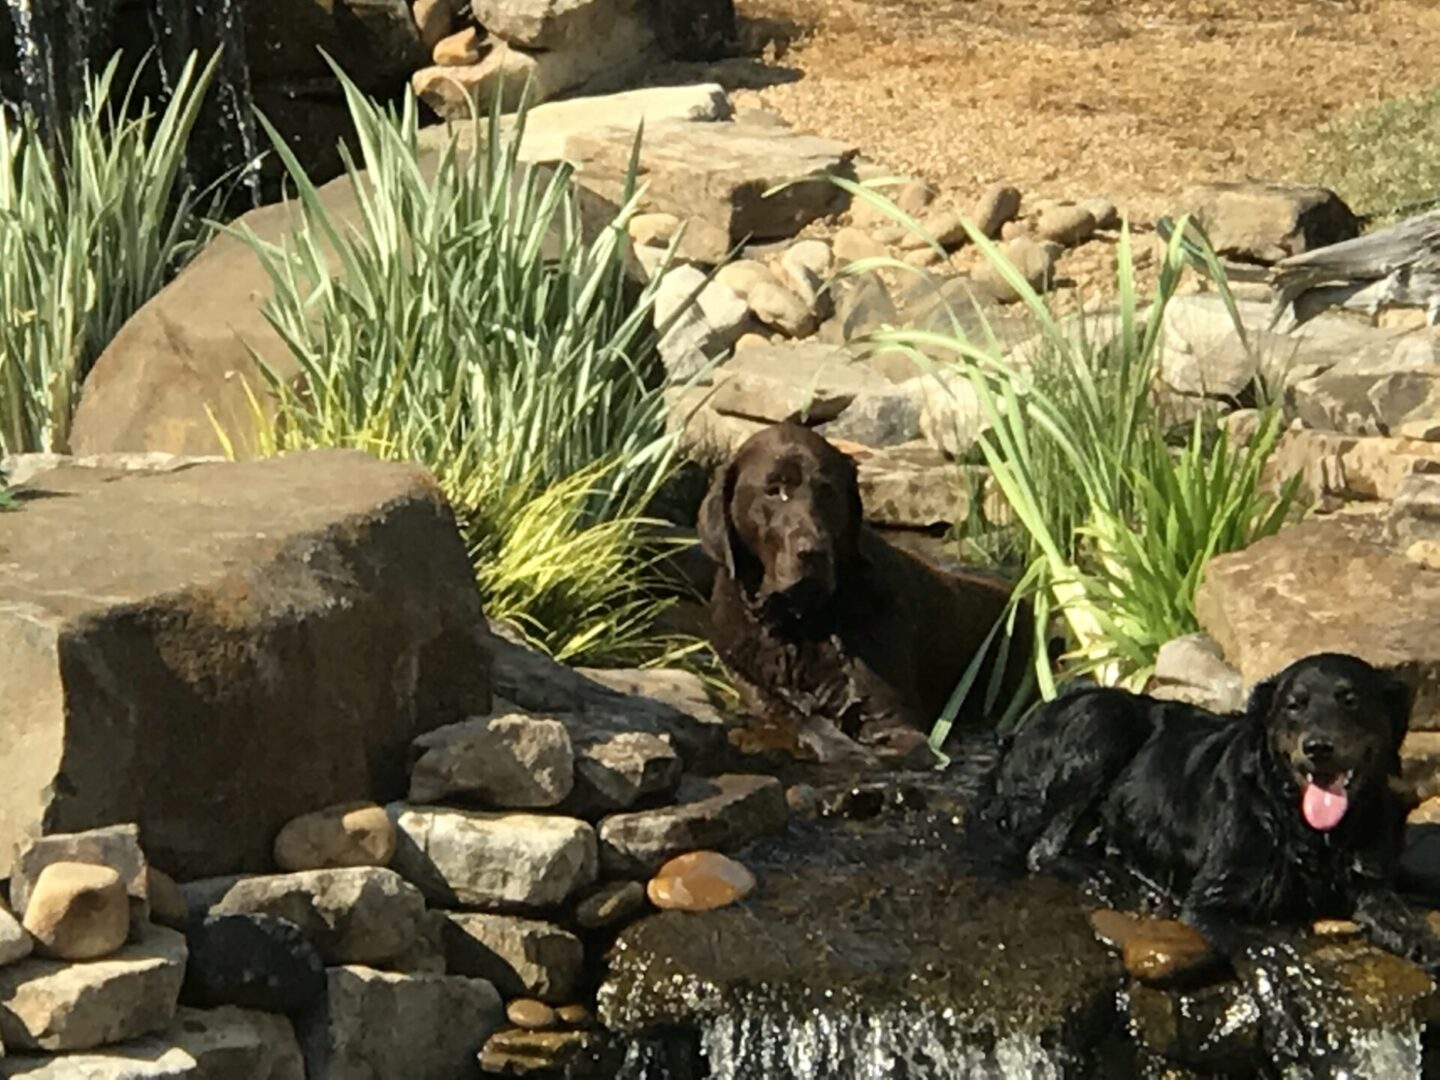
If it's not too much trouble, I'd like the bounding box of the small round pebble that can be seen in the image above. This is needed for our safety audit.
[555,1003,595,1028]
[507,998,558,1031]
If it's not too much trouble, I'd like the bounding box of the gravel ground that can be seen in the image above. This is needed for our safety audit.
[708,0,1440,223]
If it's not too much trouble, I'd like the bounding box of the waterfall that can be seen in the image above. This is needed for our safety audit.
[4,0,259,203]
[609,1004,1082,1080]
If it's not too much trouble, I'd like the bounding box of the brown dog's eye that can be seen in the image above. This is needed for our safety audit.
[765,482,787,501]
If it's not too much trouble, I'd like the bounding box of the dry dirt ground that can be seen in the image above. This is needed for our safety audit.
[720,0,1440,222]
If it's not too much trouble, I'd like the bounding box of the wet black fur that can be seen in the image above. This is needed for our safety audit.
[986,653,1440,966]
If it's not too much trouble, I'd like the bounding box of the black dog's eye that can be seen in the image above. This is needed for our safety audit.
[1337,688,1358,709]
[1285,694,1309,713]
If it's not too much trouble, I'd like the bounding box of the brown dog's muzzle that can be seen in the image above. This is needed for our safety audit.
[762,528,837,611]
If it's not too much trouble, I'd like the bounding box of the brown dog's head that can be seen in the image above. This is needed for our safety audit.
[698,422,864,618]
[1249,653,1412,833]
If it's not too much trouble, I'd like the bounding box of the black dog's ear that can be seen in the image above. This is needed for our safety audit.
[697,461,738,578]
[1381,672,1414,749]
[1246,673,1279,719]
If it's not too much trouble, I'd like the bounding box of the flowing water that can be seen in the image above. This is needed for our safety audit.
[598,752,1440,1079]
[3,0,259,203]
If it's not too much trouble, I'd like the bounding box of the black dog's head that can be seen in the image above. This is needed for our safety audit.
[1249,653,1412,833]
[698,422,864,620]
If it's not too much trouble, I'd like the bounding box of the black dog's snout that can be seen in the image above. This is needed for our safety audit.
[1301,736,1335,763]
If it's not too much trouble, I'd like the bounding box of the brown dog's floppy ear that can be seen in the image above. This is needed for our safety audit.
[836,447,865,561]
[697,461,738,578]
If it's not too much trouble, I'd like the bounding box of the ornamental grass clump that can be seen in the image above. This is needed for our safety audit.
[229,64,699,666]
[829,179,1303,742]
[0,52,220,454]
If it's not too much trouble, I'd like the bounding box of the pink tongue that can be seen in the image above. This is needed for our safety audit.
[1301,781,1349,831]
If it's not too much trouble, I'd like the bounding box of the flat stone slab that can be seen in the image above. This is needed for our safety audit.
[1195,516,1440,727]
[707,343,892,425]
[417,83,733,165]
[565,118,857,262]
[0,1007,306,1079]
[0,926,187,1052]
[0,451,491,878]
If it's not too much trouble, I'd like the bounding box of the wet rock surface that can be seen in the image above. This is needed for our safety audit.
[599,772,1124,1075]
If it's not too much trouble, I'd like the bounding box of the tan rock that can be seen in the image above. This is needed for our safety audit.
[1120,918,1218,986]
[409,713,575,808]
[145,868,188,930]
[507,997,558,1030]
[0,903,32,967]
[9,824,150,934]
[972,183,1022,239]
[555,1002,594,1028]
[715,259,777,300]
[647,850,756,912]
[1035,204,1097,247]
[274,801,397,872]
[831,227,889,266]
[628,212,683,248]
[1177,180,1360,264]
[433,25,484,66]
[23,862,129,961]
[413,0,454,51]
[747,281,817,338]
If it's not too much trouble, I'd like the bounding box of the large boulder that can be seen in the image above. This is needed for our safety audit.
[69,159,628,459]
[1195,517,1440,728]
[1176,181,1361,264]
[0,451,492,878]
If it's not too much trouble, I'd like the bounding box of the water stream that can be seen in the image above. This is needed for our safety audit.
[3,0,259,203]
[597,758,1440,1079]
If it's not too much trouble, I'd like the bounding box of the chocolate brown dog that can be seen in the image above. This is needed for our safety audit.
[699,422,1035,760]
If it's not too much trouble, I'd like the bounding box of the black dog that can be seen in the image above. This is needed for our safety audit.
[988,653,1437,964]
[699,422,1035,762]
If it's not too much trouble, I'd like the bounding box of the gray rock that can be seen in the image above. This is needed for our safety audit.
[1148,633,1246,714]
[575,880,649,929]
[10,825,150,934]
[916,370,989,460]
[389,805,598,908]
[598,774,790,877]
[487,630,725,764]
[298,966,504,1080]
[210,868,426,967]
[818,387,924,448]
[1177,180,1360,264]
[1080,197,1119,230]
[1290,329,1440,436]
[708,342,892,424]
[571,732,684,815]
[389,908,450,977]
[655,265,750,382]
[479,1027,625,1077]
[0,906,31,968]
[410,712,575,808]
[0,452,492,880]
[0,926,186,1052]
[442,913,584,1001]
